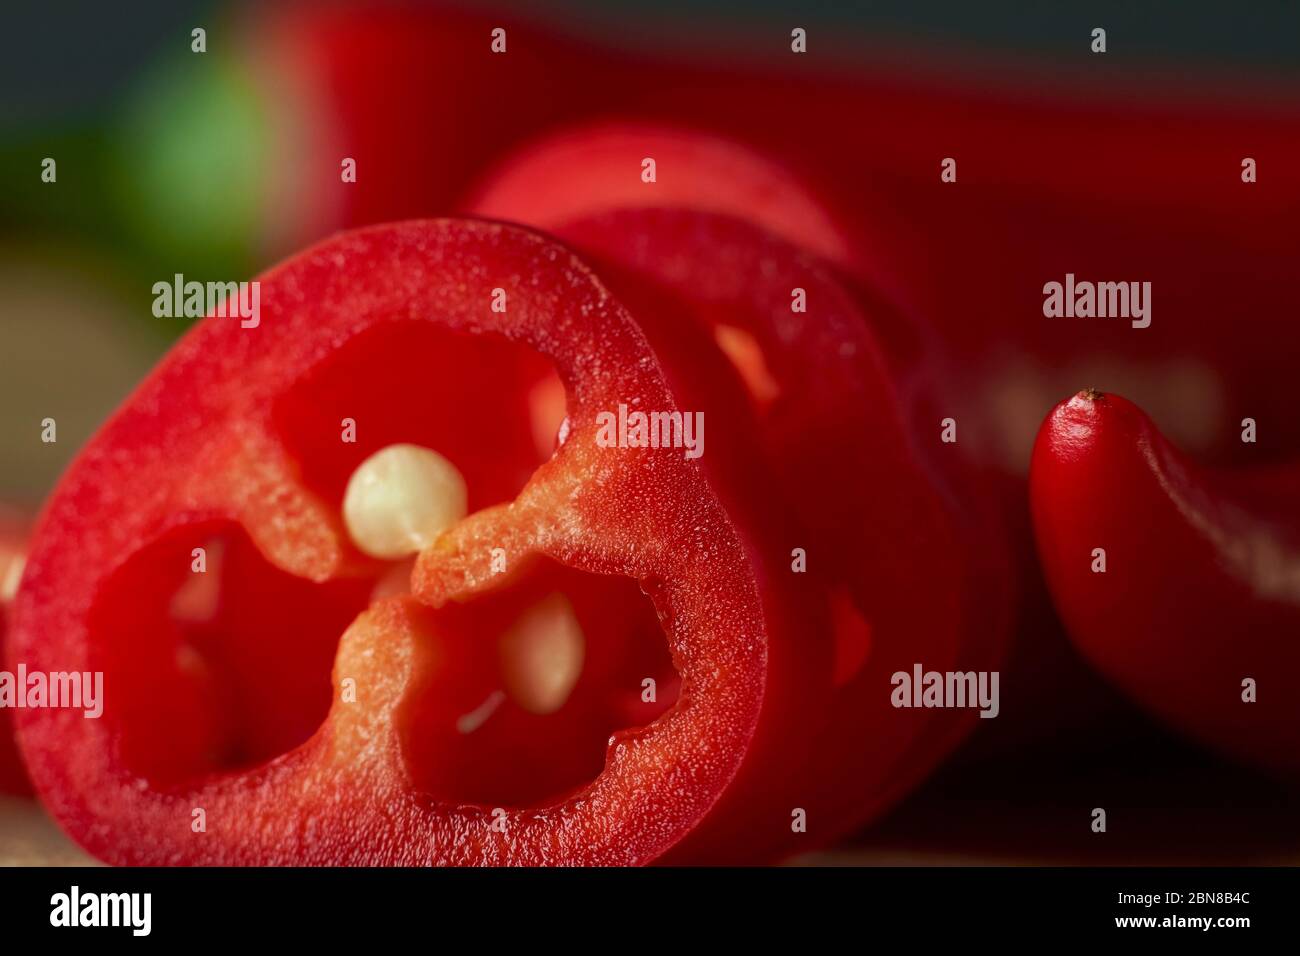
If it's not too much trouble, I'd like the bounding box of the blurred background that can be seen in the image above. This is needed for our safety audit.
[2,0,1299,863]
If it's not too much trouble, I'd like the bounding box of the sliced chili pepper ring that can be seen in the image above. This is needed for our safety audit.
[11,220,795,865]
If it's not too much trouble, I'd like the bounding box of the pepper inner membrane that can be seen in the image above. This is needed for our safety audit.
[397,557,678,808]
[272,320,567,516]
[90,320,679,801]
[90,521,372,786]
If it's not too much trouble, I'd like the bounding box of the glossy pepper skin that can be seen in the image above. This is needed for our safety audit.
[10,219,827,865]
[468,126,1015,853]
[1030,390,1300,774]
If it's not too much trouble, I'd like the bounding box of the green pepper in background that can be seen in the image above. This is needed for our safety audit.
[0,50,271,323]
[0,20,284,500]
[108,53,270,291]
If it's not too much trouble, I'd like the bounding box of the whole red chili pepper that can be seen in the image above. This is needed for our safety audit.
[1030,390,1300,774]
[10,219,831,865]
[466,124,1016,852]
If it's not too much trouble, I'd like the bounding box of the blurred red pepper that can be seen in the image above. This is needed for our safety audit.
[464,122,885,299]
[11,219,835,865]
[1030,390,1300,774]
[467,123,1016,852]
[251,2,1300,470]
[246,3,646,242]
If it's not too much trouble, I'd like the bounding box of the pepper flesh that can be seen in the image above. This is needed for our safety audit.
[10,219,822,864]
[1030,390,1300,774]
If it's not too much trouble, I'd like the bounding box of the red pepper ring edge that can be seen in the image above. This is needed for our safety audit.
[11,218,772,865]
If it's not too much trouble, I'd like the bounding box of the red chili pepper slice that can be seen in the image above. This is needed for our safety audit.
[467,126,1016,850]
[1030,390,1300,773]
[467,122,857,271]
[10,219,824,864]
[466,121,927,322]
